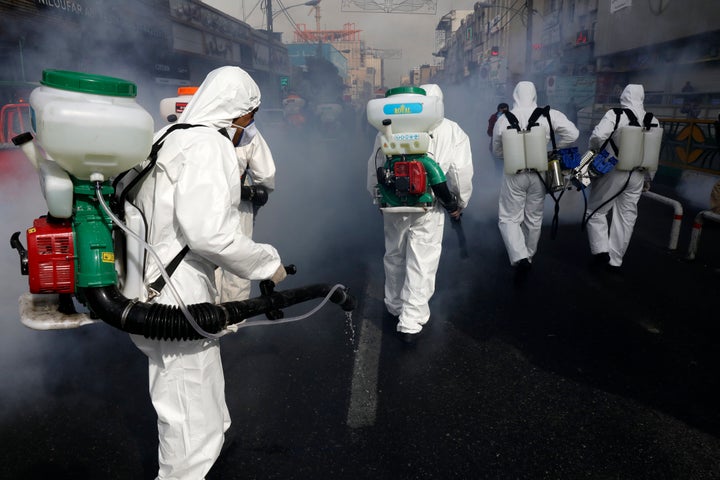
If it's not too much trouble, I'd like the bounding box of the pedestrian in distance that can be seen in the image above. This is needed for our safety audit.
[487,102,509,153]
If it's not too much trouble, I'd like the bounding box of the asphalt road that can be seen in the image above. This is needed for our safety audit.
[1,117,719,479]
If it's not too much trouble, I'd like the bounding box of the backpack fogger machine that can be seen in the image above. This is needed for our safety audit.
[10,70,354,340]
[501,106,568,193]
[366,86,458,214]
[571,108,662,189]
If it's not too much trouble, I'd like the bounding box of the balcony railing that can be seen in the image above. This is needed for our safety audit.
[0,103,31,146]
[657,117,720,175]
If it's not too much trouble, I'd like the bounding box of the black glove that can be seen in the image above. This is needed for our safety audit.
[241,185,269,206]
[431,182,458,214]
[441,195,459,214]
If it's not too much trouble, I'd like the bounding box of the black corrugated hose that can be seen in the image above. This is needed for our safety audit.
[81,284,356,341]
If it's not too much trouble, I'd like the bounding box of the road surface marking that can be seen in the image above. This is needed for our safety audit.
[346,281,383,429]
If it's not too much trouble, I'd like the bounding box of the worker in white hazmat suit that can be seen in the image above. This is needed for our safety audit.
[586,84,654,270]
[367,83,473,343]
[492,81,579,272]
[129,66,287,479]
[215,120,277,302]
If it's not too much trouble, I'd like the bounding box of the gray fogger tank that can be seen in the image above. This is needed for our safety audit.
[10,69,355,340]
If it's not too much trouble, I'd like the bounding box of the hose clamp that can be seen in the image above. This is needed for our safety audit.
[215,303,231,329]
[121,298,139,329]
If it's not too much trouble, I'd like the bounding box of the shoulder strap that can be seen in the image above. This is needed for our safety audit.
[115,123,213,297]
[114,123,203,215]
[528,106,557,152]
[622,108,640,127]
[504,111,521,131]
[600,108,626,156]
[147,245,190,296]
[642,112,657,129]
[526,107,546,129]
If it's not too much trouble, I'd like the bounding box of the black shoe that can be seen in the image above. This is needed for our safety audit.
[605,263,622,275]
[515,258,532,271]
[592,252,610,265]
[396,330,421,345]
[513,258,532,285]
[384,309,399,321]
[383,310,400,331]
[218,428,237,460]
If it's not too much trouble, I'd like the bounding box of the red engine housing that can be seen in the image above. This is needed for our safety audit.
[26,217,75,294]
[393,161,427,195]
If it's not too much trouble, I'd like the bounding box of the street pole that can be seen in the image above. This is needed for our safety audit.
[525,0,533,78]
[266,0,274,32]
[313,2,322,58]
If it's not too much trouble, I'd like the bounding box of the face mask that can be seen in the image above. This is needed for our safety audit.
[230,120,258,147]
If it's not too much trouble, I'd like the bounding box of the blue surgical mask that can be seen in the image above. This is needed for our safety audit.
[230,120,258,147]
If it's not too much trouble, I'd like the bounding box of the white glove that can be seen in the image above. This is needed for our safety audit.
[271,265,287,284]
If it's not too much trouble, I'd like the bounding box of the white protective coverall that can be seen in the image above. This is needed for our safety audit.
[586,84,653,267]
[367,83,473,334]
[492,81,579,265]
[215,131,277,301]
[130,66,283,480]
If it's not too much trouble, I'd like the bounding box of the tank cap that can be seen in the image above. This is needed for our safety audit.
[385,86,426,97]
[40,69,138,98]
[177,86,198,96]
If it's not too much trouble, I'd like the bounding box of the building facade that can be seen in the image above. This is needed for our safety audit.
[431,0,720,176]
[284,22,385,107]
[0,0,290,116]
[433,1,720,118]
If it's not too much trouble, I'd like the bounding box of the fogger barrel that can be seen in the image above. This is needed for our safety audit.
[81,283,356,341]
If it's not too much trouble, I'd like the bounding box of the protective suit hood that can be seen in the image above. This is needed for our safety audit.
[178,66,261,130]
[512,81,537,110]
[619,84,645,120]
[420,83,444,103]
[419,83,445,130]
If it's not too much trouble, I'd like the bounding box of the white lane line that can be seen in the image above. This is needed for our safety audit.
[346,281,383,429]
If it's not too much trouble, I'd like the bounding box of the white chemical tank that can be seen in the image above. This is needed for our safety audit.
[615,125,662,172]
[501,127,548,174]
[159,86,198,123]
[367,86,443,134]
[29,69,154,180]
